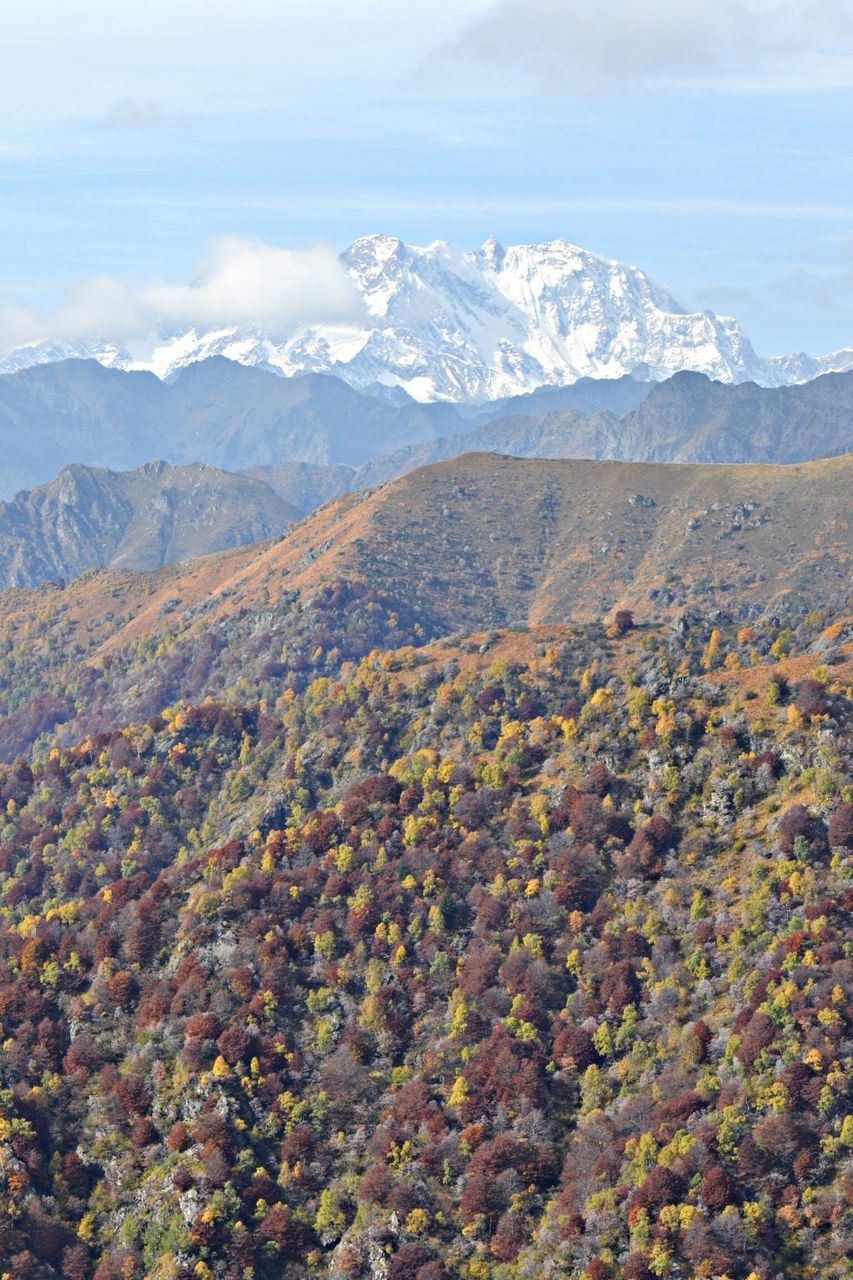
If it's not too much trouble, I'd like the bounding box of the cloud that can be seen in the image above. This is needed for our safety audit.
[84,191,853,220]
[96,99,194,134]
[145,238,365,334]
[0,301,44,355]
[446,0,853,88]
[702,261,853,316]
[0,238,365,355]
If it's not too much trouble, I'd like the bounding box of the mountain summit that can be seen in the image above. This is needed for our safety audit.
[5,236,851,399]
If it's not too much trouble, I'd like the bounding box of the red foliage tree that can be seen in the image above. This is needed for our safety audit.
[629,1165,685,1214]
[828,802,853,851]
[490,1210,529,1261]
[255,1203,302,1256]
[106,970,138,1011]
[701,1165,734,1210]
[777,805,826,857]
[387,1245,433,1280]
[625,816,677,878]
[61,1245,91,1280]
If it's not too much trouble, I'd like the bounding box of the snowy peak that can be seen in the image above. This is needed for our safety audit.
[342,234,410,315]
[319,234,747,401]
[479,235,506,270]
[1,235,851,400]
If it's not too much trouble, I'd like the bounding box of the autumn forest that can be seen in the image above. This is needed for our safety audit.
[0,488,849,1280]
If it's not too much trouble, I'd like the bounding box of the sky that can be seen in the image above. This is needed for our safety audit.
[1,0,852,357]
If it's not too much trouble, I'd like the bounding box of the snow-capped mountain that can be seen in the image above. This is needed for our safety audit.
[764,346,853,385]
[3,236,851,401]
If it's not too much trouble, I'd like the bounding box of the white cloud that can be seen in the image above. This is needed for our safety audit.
[0,238,365,355]
[145,238,363,333]
[0,301,43,354]
[447,0,853,88]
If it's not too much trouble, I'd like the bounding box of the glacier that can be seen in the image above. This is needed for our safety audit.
[2,235,851,401]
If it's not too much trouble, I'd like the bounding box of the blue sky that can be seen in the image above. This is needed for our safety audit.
[1,0,852,357]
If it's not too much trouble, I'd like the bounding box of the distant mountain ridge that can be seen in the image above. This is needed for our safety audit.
[1,361,852,585]
[0,356,465,498]
[251,367,853,509]
[578,369,853,463]
[3,235,851,398]
[2,356,853,503]
[0,460,300,589]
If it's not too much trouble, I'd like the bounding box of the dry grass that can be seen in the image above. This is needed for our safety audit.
[2,453,850,659]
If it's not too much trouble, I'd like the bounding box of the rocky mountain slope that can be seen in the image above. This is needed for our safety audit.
[250,452,853,633]
[0,450,849,758]
[4,235,852,397]
[0,460,300,589]
[3,365,852,590]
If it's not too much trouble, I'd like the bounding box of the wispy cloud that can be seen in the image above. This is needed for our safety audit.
[443,0,853,90]
[701,262,853,315]
[87,192,853,222]
[0,238,365,355]
[94,99,196,134]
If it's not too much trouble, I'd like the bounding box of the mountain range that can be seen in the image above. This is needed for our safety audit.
[2,353,853,503]
[277,367,853,505]
[0,357,466,498]
[3,235,852,398]
[3,448,849,677]
[2,361,852,588]
[0,356,651,499]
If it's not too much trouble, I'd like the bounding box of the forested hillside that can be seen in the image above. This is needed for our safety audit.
[5,4,853,1278]
[0,455,849,1280]
[0,543,850,1278]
